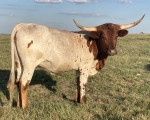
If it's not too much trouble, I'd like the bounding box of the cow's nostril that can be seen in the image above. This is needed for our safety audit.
[108,49,117,56]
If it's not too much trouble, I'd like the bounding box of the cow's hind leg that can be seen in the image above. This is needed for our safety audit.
[17,79,30,109]
[16,66,22,107]
[7,73,15,106]
[7,45,21,107]
[15,55,22,107]
[17,66,35,109]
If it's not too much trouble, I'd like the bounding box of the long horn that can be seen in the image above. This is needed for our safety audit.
[73,19,97,32]
[120,14,145,29]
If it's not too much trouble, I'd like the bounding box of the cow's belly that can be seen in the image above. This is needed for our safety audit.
[38,60,78,73]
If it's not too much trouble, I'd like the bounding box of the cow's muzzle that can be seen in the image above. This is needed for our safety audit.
[108,49,117,56]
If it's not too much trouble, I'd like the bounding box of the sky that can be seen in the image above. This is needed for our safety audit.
[0,0,149,34]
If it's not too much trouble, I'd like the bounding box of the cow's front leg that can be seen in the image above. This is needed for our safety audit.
[75,70,80,103]
[75,70,88,103]
[80,74,88,103]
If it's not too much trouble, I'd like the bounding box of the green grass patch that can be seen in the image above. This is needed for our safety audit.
[0,34,150,120]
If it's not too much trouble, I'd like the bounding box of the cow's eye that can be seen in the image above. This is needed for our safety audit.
[102,36,106,40]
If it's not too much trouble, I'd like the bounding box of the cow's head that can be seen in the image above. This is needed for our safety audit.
[73,15,145,56]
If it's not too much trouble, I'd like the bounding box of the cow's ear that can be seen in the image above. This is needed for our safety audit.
[89,32,100,38]
[118,30,128,37]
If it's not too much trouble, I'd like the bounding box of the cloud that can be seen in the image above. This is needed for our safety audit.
[118,0,132,3]
[60,12,105,17]
[66,0,89,3]
[0,13,14,17]
[1,4,20,10]
[66,0,98,3]
[114,17,125,20]
[5,4,17,7]
[34,0,62,3]
[27,9,38,12]
[34,0,99,4]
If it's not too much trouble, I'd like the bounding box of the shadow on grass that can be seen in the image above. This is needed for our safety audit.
[144,64,150,71]
[61,93,76,105]
[0,69,56,107]
[30,70,56,92]
[0,70,10,101]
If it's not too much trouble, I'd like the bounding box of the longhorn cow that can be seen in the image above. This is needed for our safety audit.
[7,15,145,108]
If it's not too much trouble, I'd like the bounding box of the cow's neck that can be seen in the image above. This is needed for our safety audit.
[90,37,108,60]
[88,36,108,71]
[94,39,108,71]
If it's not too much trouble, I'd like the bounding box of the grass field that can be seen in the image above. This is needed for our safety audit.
[0,34,150,120]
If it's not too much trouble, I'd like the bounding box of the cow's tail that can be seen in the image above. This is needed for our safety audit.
[7,24,21,107]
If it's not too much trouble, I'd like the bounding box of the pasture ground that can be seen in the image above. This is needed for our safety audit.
[0,34,150,120]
